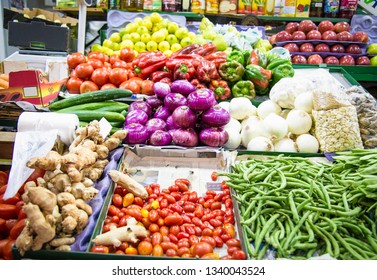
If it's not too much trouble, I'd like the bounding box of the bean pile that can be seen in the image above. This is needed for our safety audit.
[219,149,377,260]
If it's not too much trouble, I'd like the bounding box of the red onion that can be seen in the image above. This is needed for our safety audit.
[154,82,171,99]
[187,88,217,112]
[199,127,229,147]
[124,123,149,144]
[146,96,163,109]
[153,106,170,121]
[172,128,199,147]
[171,79,196,96]
[201,105,231,127]
[168,129,177,137]
[172,106,197,129]
[164,93,187,112]
[146,118,167,135]
[166,116,180,130]
[125,109,149,125]
[129,101,152,117]
[149,130,172,146]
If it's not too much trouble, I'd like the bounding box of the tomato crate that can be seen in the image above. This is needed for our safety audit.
[86,145,248,260]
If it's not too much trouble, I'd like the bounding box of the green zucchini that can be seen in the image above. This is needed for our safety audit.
[49,89,132,111]
[68,110,125,122]
[56,101,128,113]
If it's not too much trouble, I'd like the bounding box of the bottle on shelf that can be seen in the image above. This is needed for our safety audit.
[152,0,163,10]
[338,0,358,18]
[309,0,324,17]
[108,0,119,9]
[273,0,284,16]
[162,0,177,11]
[121,0,136,10]
[135,0,144,11]
[281,0,297,17]
[206,0,219,13]
[191,0,206,13]
[323,0,340,17]
[144,0,154,10]
[265,0,275,15]
[181,0,191,11]
[238,0,252,14]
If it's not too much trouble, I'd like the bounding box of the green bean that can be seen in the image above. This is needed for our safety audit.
[305,221,315,243]
[271,229,280,248]
[242,199,257,220]
[254,214,280,257]
[318,183,332,210]
[302,205,362,217]
[283,211,311,250]
[317,226,340,258]
[256,243,269,260]
[297,198,313,212]
[347,243,374,259]
[243,165,257,182]
[319,216,337,234]
[243,224,255,241]
[308,220,333,257]
[334,232,364,260]
[288,193,299,222]
[342,192,350,212]
[344,237,374,253]
[242,199,263,225]
[276,219,285,240]
[306,247,318,259]
[293,242,318,250]
[226,181,246,191]
[366,235,377,254]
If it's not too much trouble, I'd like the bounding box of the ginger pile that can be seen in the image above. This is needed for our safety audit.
[15,121,127,255]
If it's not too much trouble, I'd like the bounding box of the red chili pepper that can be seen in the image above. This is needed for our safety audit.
[131,52,150,67]
[191,43,217,57]
[136,51,166,69]
[166,54,203,70]
[151,71,173,83]
[196,59,220,83]
[174,62,196,81]
[136,59,167,80]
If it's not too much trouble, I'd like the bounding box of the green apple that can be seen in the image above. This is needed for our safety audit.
[180,37,192,48]
[167,22,179,34]
[141,19,153,31]
[91,44,104,52]
[171,43,182,53]
[134,41,146,53]
[137,26,149,36]
[112,42,120,51]
[146,41,158,52]
[140,33,151,43]
[150,12,162,24]
[109,32,121,43]
[102,46,114,56]
[122,34,132,41]
[151,31,165,43]
[188,32,196,40]
[212,35,227,51]
[103,39,114,49]
[166,34,178,45]
[119,27,128,38]
[130,32,141,43]
[125,22,138,34]
[158,41,170,52]
[133,17,143,26]
[175,27,189,40]
[370,55,377,66]
[367,43,377,55]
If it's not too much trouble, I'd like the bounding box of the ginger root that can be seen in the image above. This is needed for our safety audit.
[108,170,148,199]
[22,181,57,215]
[26,151,62,171]
[61,204,88,234]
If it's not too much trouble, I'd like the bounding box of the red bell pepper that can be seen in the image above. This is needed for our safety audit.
[135,59,167,80]
[196,60,220,83]
[159,77,172,87]
[209,79,231,101]
[204,52,227,69]
[151,71,173,83]
[190,43,217,57]
[174,62,196,81]
[190,79,207,89]
[165,54,203,70]
[175,44,200,55]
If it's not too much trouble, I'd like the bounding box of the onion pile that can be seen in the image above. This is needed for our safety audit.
[123,79,231,147]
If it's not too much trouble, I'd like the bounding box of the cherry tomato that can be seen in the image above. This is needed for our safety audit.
[117,242,129,252]
[161,242,178,252]
[232,250,247,260]
[160,198,168,209]
[67,52,86,69]
[109,68,128,86]
[194,205,204,218]
[137,240,153,255]
[134,197,144,207]
[210,201,222,211]
[191,242,213,257]
[160,226,169,236]
[157,217,165,227]
[177,247,190,256]
[227,246,239,255]
[125,246,138,255]
[175,178,190,186]
[66,77,83,94]
[200,236,216,248]
[188,192,198,203]
[148,209,159,223]
[225,198,233,208]
[164,194,176,204]
[212,226,223,237]
[112,194,123,208]
[151,232,162,246]
[123,193,134,207]
[168,233,178,244]
[213,235,224,247]
[223,223,235,237]
[211,171,218,181]
[175,181,189,192]
[189,235,199,246]
[164,214,183,226]
[119,47,136,62]
[183,203,196,213]
[125,208,142,221]
[168,185,179,192]
[90,245,109,254]
[149,223,159,233]
[177,238,190,249]
[152,244,164,256]
[226,238,241,248]
[80,80,99,94]
[100,83,117,90]
[91,68,109,87]
[220,233,232,243]
[118,216,128,227]
[107,205,120,216]
[110,215,120,224]
[169,204,182,214]
[169,225,180,236]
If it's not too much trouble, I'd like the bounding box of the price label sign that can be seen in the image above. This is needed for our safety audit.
[358,0,377,15]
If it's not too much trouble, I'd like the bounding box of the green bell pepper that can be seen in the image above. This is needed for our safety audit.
[219,61,245,83]
[226,50,245,65]
[271,63,295,87]
[266,58,292,71]
[241,50,251,66]
[231,80,256,100]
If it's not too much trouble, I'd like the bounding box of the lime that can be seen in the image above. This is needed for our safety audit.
[188,31,196,40]
[367,43,377,55]
[175,27,189,40]
[119,27,128,37]
[158,41,170,52]
[150,12,163,24]
[102,46,114,56]
[134,41,146,53]
[180,37,192,48]
[122,34,132,41]
[130,32,141,43]
[146,41,158,52]
[151,31,165,43]
[112,42,120,51]
[125,22,138,34]
[134,17,143,25]
[120,39,134,49]
[109,32,121,43]
[103,39,114,49]
[166,34,178,46]
[167,22,179,34]
[91,44,103,52]
[371,56,377,66]
[163,49,173,57]
[170,43,182,53]
[141,19,153,31]
[141,33,151,43]
[137,26,150,36]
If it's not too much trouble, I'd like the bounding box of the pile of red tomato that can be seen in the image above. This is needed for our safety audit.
[90,178,247,259]
[66,49,154,95]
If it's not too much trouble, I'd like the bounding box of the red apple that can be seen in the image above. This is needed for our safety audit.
[300,42,315,52]
[353,31,369,43]
[291,31,306,41]
[337,31,354,42]
[307,30,322,40]
[331,44,346,53]
[356,56,370,65]
[315,43,331,52]
[285,22,300,34]
[291,55,307,64]
[324,56,340,65]
[334,22,351,33]
[269,34,277,45]
[318,21,335,34]
[346,44,362,54]
[284,43,300,52]
[322,30,337,41]
[339,55,356,65]
[275,31,292,42]
[307,54,324,64]
[298,20,317,34]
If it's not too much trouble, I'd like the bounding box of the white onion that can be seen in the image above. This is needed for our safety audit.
[229,97,257,120]
[262,113,288,141]
[218,101,230,112]
[224,118,242,132]
[240,121,267,148]
[296,134,319,153]
[224,127,242,149]
[257,100,282,119]
[280,109,291,119]
[294,92,313,113]
[274,138,297,153]
[241,115,260,129]
[247,136,274,152]
[286,109,313,135]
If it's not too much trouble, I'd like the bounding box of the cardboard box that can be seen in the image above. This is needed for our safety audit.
[1,51,68,82]
[3,8,78,52]
[0,70,62,107]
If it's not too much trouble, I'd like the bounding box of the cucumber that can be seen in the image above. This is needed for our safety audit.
[56,101,127,113]
[97,103,129,113]
[49,89,132,111]
[67,110,125,122]
[110,127,122,135]
[79,121,88,127]
[109,121,124,128]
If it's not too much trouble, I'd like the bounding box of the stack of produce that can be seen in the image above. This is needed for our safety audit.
[219,149,377,260]
[13,121,127,256]
[273,20,371,66]
[90,175,247,259]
